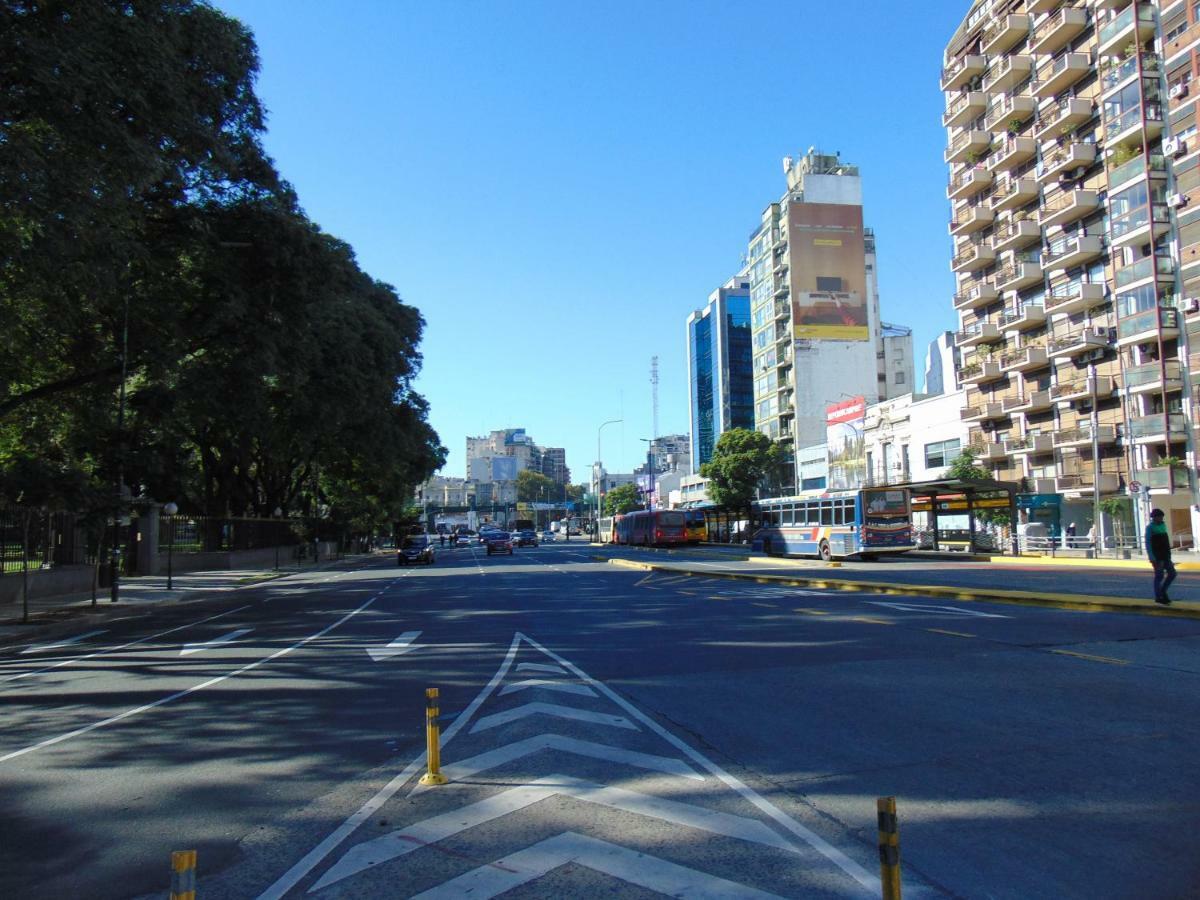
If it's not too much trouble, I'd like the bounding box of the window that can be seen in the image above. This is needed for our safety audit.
[925,438,961,469]
[816,276,843,292]
[894,371,906,384]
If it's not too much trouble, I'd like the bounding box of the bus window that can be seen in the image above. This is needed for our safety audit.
[820,503,833,526]
[832,502,843,526]
[780,504,792,526]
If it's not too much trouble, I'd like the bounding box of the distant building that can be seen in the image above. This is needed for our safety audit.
[636,434,691,477]
[540,447,569,485]
[688,275,753,471]
[880,322,915,399]
[922,331,958,396]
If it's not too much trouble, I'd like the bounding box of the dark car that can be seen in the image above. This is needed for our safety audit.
[512,530,538,547]
[398,535,436,566]
[484,531,513,555]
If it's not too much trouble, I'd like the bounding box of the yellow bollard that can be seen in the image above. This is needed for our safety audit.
[419,687,448,786]
[169,849,197,900]
[877,796,901,900]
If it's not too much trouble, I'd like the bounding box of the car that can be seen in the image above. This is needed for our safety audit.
[484,531,513,555]
[477,527,500,544]
[540,530,555,543]
[512,529,538,547]
[398,534,436,566]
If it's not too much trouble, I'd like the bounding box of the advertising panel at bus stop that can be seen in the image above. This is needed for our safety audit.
[788,202,869,341]
[826,396,866,491]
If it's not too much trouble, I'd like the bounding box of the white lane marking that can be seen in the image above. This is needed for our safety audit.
[366,630,422,661]
[515,662,566,675]
[427,733,703,787]
[1,605,253,686]
[518,633,880,894]
[866,601,1009,618]
[19,630,107,655]
[0,588,394,766]
[255,632,522,900]
[498,678,597,698]
[470,701,638,734]
[313,775,794,891]
[180,628,253,656]
[412,831,784,900]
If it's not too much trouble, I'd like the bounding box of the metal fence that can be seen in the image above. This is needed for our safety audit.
[0,508,96,575]
[158,516,302,553]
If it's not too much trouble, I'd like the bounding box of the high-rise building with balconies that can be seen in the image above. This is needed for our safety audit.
[943,0,1198,545]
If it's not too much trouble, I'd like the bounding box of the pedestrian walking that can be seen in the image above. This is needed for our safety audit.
[439,532,445,547]
[1145,508,1176,605]
[1066,522,1076,548]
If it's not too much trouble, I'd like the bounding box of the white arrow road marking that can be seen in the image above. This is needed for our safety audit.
[471,701,638,734]
[515,662,566,675]
[180,628,253,656]
[499,678,597,698]
[366,630,422,661]
[866,601,1009,618]
[411,831,784,900]
[418,733,702,791]
[312,774,797,891]
[20,630,108,655]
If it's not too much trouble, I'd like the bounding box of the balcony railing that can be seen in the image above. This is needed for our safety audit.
[1114,255,1173,290]
[1101,53,1159,93]
[1116,306,1178,343]
[1124,360,1182,390]
[1104,103,1163,142]
[1107,151,1166,192]
[1129,413,1188,441]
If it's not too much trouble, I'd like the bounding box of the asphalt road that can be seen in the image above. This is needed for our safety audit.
[1,543,1198,898]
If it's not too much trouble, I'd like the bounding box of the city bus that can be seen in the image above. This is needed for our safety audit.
[613,509,687,546]
[683,510,708,544]
[751,487,915,560]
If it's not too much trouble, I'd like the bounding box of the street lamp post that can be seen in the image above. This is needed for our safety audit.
[596,419,622,537]
[273,506,283,571]
[162,502,178,590]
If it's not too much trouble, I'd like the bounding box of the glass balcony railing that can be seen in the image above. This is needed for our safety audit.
[1114,256,1173,289]
[1117,305,1178,339]
[1101,53,1159,92]
[1111,203,1169,240]
[1107,152,1166,189]
[1129,413,1187,440]
[1099,5,1153,47]
[1105,104,1163,138]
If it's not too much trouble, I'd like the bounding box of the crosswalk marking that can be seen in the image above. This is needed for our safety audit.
[471,701,638,734]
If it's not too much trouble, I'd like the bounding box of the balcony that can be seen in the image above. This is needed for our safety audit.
[1003,389,1052,414]
[1104,102,1164,147]
[1052,375,1114,404]
[1124,360,1183,395]
[952,239,997,273]
[1102,52,1160,97]
[1116,306,1179,347]
[1039,188,1099,228]
[1054,423,1119,448]
[1027,0,1061,12]
[1045,281,1106,316]
[1114,255,1173,292]
[1035,97,1094,142]
[1107,150,1167,194]
[1047,326,1112,360]
[773,281,789,298]
[983,14,1031,55]
[1006,432,1056,455]
[945,129,993,165]
[959,358,1005,385]
[954,280,1000,311]
[990,135,1038,173]
[1033,52,1091,99]
[985,93,1037,131]
[1097,4,1157,60]
[992,217,1041,252]
[961,401,1008,423]
[1043,233,1104,271]
[1055,472,1122,494]
[944,91,989,128]
[990,175,1040,211]
[1039,142,1097,183]
[995,257,1044,291]
[968,439,1007,462]
[1000,344,1050,372]
[1128,413,1189,444]
[948,165,993,200]
[941,54,987,92]
[950,202,995,236]
[1109,202,1171,250]
[984,55,1034,93]
[956,320,1003,348]
[1031,6,1088,56]
[998,302,1046,331]
[1027,476,1058,494]
[1132,467,1179,493]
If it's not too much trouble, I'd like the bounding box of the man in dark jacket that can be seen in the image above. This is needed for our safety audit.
[1145,508,1176,605]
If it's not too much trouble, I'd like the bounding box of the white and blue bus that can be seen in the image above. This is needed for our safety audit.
[751,487,916,561]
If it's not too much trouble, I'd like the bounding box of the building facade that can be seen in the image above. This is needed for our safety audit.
[943,0,1198,544]
[539,447,569,485]
[687,276,754,471]
[923,331,961,395]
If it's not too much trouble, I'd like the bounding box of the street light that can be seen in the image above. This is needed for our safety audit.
[273,506,283,571]
[596,419,623,536]
[162,502,178,590]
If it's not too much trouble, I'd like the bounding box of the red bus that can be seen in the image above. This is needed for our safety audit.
[613,509,687,546]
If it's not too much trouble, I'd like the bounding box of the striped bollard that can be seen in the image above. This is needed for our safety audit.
[170,849,197,900]
[877,796,901,900]
[418,687,448,786]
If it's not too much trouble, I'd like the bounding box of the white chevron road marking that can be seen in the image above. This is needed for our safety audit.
[515,662,566,675]
[471,701,637,734]
[365,630,422,661]
[499,678,597,698]
[20,630,108,655]
[311,774,797,890]
[411,831,785,899]
[180,628,253,656]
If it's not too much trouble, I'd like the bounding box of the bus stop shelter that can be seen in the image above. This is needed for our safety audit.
[904,477,1021,555]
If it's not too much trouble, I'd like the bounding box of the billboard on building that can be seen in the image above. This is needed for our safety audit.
[491,456,518,482]
[789,202,869,341]
[826,396,866,491]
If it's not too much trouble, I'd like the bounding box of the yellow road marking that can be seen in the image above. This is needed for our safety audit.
[1050,649,1129,666]
[710,595,731,601]
[853,616,894,626]
[794,608,829,615]
[926,628,975,639]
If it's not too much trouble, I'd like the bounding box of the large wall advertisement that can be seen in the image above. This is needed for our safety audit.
[826,396,866,491]
[789,202,869,341]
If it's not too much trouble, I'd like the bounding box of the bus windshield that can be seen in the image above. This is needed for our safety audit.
[864,489,907,515]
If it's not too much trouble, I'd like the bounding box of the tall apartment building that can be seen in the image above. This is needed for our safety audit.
[747,150,905,492]
[943,0,1198,544]
[539,447,569,485]
[687,275,754,471]
[923,331,961,395]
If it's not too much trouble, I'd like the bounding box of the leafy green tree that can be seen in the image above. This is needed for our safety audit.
[946,449,1009,526]
[564,484,587,505]
[517,470,556,503]
[604,482,642,515]
[699,429,783,517]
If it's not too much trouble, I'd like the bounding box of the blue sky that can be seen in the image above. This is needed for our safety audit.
[214,0,970,480]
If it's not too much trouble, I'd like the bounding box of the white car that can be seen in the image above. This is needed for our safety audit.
[540,530,555,543]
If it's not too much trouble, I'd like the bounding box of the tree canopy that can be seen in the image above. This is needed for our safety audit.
[603,482,642,516]
[699,429,783,512]
[516,470,557,503]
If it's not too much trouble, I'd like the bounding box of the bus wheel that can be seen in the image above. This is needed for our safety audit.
[819,541,832,562]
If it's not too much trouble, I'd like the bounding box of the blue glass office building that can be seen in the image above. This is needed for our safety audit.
[687,277,753,472]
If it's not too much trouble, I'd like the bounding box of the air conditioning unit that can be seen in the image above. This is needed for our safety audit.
[1169,192,1189,209]
[1170,82,1189,100]
[1186,297,1200,313]
[1164,137,1179,155]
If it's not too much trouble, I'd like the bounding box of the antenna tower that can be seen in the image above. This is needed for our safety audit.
[650,356,659,440]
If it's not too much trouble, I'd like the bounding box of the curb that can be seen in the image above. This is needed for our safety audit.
[604,557,1200,619]
[984,554,1200,572]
